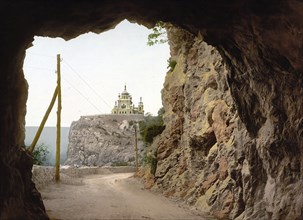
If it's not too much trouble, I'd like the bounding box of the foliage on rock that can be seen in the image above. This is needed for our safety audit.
[147,22,177,72]
[139,108,165,145]
[167,58,177,72]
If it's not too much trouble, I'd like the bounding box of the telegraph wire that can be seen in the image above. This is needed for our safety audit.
[26,52,111,108]
[62,76,103,113]
[24,53,111,112]
[62,60,111,108]
[23,63,104,113]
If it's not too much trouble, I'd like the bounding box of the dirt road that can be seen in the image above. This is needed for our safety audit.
[41,173,213,220]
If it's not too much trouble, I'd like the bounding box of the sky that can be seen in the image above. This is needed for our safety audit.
[24,20,170,127]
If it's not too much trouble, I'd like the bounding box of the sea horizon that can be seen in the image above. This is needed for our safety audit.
[25,126,70,165]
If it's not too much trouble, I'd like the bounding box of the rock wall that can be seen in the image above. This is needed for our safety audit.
[147,26,303,220]
[65,115,144,167]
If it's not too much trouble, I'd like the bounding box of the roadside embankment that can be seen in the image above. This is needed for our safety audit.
[32,165,137,190]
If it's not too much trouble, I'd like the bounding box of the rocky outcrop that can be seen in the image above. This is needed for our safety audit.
[0,1,302,219]
[145,25,303,220]
[65,115,144,167]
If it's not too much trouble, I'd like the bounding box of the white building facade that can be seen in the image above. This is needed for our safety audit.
[111,85,144,115]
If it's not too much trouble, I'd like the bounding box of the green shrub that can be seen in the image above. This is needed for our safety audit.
[167,58,177,71]
[144,125,165,143]
[31,143,49,165]
[142,151,158,175]
[139,107,165,145]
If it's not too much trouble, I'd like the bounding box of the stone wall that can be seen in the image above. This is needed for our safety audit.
[65,114,144,167]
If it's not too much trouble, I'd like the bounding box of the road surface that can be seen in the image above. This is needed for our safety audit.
[41,173,213,220]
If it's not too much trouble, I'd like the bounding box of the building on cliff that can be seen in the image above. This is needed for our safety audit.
[111,85,144,115]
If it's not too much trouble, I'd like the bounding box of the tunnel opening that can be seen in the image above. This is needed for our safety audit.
[23,19,172,219]
[23,19,169,167]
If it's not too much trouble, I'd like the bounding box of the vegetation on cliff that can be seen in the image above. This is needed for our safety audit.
[139,108,165,145]
[147,22,176,72]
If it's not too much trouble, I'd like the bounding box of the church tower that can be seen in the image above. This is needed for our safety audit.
[111,85,144,115]
[137,97,144,114]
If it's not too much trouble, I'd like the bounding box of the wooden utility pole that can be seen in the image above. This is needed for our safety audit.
[134,123,139,171]
[55,54,62,182]
[28,87,58,153]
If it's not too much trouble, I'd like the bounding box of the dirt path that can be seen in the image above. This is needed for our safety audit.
[41,173,213,220]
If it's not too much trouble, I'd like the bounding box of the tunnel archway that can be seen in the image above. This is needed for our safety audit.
[1,1,303,219]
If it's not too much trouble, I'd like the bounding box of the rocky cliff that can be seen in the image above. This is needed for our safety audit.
[142,26,303,220]
[65,115,144,167]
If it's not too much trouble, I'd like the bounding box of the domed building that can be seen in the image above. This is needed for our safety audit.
[111,85,144,115]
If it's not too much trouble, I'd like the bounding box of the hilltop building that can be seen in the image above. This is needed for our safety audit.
[111,85,144,115]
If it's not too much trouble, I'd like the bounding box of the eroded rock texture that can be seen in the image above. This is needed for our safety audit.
[149,25,303,220]
[0,1,302,219]
[65,115,144,167]
[152,27,241,219]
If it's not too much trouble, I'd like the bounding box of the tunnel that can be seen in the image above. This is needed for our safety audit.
[0,1,302,219]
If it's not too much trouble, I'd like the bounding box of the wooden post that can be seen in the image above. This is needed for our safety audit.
[134,123,138,171]
[55,54,62,182]
[28,87,58,153]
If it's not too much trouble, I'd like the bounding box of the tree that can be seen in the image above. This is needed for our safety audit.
[147,22,177,72]
[147,21,168,46]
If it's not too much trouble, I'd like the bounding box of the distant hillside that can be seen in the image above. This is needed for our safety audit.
[25,126,70,165]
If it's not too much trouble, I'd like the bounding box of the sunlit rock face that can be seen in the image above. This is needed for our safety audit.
[65,115,144,167]
[153,27,240,219]
[0,1,302,219]
[152,26,303,220]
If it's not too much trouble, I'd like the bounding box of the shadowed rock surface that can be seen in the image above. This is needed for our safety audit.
[0,1,302,219]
